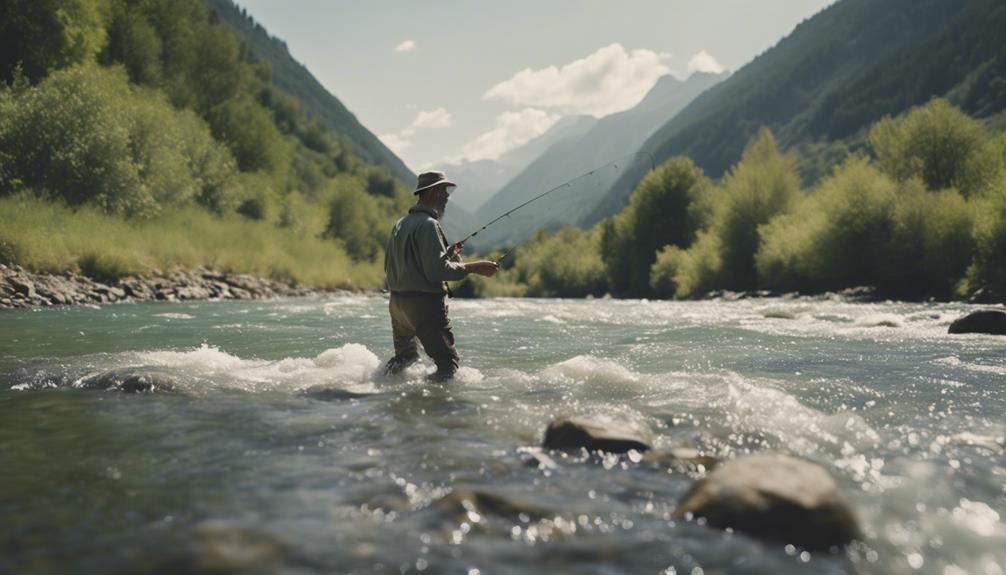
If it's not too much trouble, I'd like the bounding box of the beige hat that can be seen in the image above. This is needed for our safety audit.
[414,171,457,195]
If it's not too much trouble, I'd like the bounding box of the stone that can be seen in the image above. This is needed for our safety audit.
[948,309,1006,335]
[642,447,718,474]
[433,486,549,523]
[674,452,859,550]
[8,276,36,299]
[191,520,285,573]
[117,374,176,393]
[543,416,652,454]
[175,285,212,300]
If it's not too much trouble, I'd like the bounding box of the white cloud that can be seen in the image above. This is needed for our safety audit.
[687,50,724,75]
[379,132,412,155]
[483,43,671,117]
[395,39,416,53]
[460,108,560,162]
[411,107,453,130]
[381,108,453,154]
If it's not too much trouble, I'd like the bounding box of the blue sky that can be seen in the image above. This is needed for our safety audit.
[237,1,836,171]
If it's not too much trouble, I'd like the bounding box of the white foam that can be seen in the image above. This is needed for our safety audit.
[544,355,640,388]
[133,343,381,393]
[153,313,195,320]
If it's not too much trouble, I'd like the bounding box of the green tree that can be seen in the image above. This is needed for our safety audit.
[602,157,711,296]
[516,227,606,298]
[870,99,1002,197]
[756,156,898,292]
[0,0,110,82]
[713,128,801,290]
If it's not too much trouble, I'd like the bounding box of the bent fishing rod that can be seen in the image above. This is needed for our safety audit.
[455,150,655,262]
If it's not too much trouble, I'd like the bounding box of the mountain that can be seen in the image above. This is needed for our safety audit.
[469,71,725,250]
[443,115,598,213]
[590,0,1006,223]
[204,0,414,185]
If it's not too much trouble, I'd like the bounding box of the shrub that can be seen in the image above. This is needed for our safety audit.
[650,232,722,299]
[713,128,801,290]
[870,98,1002,197]
[601,157,711,296]
[756,156,898,292]
[883,186,975,298]
[516,227,606,297]
[653,128,799,298]
[0,64,239,217]
[967,174,1006,294]
[324,176,391,262]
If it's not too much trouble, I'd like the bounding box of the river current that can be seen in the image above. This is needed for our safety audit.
[1,295,1003,575]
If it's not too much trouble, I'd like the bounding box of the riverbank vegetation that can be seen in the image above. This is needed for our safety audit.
[469,99,1006,300]
[0,0,408,287]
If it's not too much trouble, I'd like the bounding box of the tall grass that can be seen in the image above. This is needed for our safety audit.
[0,194,382,289]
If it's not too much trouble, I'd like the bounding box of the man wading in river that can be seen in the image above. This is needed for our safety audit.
[382,171,499,380]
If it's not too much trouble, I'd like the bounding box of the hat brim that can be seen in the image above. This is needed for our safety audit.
[414,180,456,194]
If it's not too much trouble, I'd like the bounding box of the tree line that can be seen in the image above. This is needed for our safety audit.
[467,99,1005,300]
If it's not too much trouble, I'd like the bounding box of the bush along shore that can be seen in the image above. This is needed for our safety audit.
[0,263,350,310]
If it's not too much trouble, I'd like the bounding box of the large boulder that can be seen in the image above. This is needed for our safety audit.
[543,416,651,454]
[674,452,858,550]
[948,309,1006,335]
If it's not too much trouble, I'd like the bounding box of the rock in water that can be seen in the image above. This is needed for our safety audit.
[674,452,858,550]
[948,309,1006,335]
[543,416,651,454]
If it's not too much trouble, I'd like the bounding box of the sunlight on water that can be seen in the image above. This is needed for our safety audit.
[1,295,1003,575]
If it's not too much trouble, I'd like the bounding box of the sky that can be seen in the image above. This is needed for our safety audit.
[237,1,836,172]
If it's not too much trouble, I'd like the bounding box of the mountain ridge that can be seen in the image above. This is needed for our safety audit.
[470,71,725,250]
[589,0,1002,224]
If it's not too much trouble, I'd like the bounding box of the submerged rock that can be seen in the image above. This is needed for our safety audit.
[76,370,177,393]
[433,486,549,523]
[117,374,176,393]
[948,309,1006,335]
[191,520,286,573]
[543,416,651,454]
[674,452,858,550]
[641,447,718,474]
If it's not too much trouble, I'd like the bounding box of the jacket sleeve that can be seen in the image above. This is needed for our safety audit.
[416,220,468,283]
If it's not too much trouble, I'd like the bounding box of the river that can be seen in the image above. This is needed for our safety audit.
[1,295,1003,575]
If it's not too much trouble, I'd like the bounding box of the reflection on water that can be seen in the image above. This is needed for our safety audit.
[1,296,1004,574]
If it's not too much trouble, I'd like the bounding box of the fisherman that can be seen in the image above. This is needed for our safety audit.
[382,171,499,380]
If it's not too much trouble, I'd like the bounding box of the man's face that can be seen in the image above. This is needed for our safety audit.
[433,184,453,216]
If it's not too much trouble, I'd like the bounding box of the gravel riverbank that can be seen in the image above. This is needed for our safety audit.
[0,263,354,309]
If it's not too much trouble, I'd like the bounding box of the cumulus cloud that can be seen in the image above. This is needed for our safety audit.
[379,133,412,155]
[395,39,416,53]
[411,107,453,130]
[380,108,453,154]
[687,50,724,75]
[483,43,671,117]
[460,108,560,162]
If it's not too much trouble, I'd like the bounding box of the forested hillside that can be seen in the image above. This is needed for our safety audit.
[203,0,414,186]
[590,0,1005,224]
[0,0,416,288]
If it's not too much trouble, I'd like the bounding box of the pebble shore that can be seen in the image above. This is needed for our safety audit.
[0,263,351,309]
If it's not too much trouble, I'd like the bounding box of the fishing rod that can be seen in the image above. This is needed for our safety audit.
[454,149,651,263]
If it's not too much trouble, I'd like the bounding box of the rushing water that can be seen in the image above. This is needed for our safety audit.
[1,295,1003,575]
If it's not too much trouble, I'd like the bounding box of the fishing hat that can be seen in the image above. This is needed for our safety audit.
[414,171,457,195]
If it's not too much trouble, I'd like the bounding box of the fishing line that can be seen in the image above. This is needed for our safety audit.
[458,149,656,249]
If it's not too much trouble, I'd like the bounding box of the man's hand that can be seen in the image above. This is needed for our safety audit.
[449,241,464,259]
[465,261,499,277]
